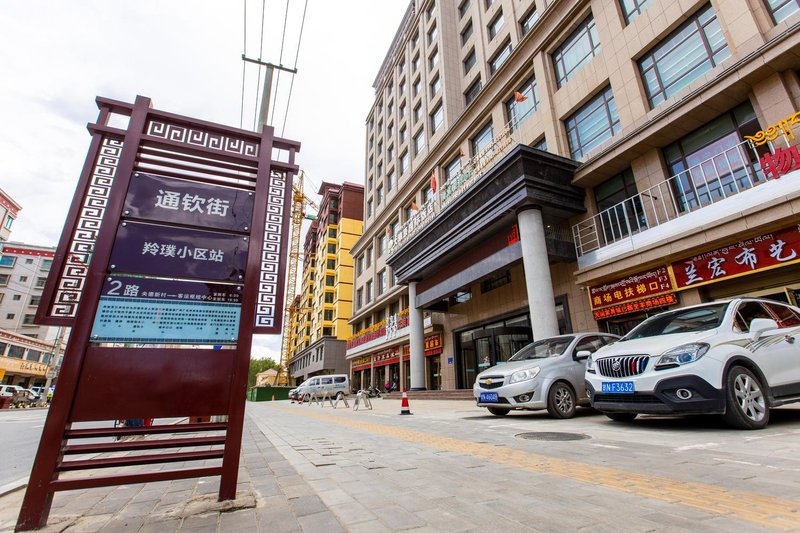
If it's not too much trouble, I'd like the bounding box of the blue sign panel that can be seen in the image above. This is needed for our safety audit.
[90,276,241,344]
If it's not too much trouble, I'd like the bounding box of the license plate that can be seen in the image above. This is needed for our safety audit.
[480,392,498,403]
[602,381,634,394]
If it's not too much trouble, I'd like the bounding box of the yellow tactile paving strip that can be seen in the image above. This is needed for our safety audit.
[273,406,800,530]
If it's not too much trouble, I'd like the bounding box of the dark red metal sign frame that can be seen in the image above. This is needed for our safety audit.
[17,95,299,530]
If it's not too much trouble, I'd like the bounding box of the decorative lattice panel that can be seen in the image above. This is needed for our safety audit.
[255,170,287,328]
[146,120,259,157]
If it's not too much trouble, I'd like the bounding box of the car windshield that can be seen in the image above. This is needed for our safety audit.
[624,304,728,340]
[508,336,574,361]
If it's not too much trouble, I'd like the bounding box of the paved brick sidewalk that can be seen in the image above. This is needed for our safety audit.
[0,418,344,532]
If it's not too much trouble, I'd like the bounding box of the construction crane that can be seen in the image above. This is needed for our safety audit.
[275,170,317,385]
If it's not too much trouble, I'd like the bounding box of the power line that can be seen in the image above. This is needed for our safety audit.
[268,0,291,127]
[280,0,309,137]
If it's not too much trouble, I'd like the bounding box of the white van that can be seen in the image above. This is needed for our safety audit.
[295,374,350,400]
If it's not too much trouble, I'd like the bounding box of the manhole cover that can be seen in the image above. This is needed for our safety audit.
[515,432,590,441]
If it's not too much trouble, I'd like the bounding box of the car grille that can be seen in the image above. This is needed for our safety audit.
[596,355,649,378]
[477,376,505,389]
[593,394,661,404]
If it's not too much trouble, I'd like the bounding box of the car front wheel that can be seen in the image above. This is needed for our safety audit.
[487,407,509,416]
[547,382,577,419]
[722,366,769,430]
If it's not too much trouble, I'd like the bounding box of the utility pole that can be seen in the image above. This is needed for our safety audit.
[241,55,297,129]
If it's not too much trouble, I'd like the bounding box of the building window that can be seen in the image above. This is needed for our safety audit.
[414,130,426,155]
[357,255,364,275]
[366,246,373,267]
[366,280,373,302]
[324,309,334,321]
[445,156,461,183]
[0,255,15,267]
[323,327,333,336]
[330,212,338,224]
[412,78,421,97]
[565,86,620,159]
[429,47,440,70]
[471,122,494,155]
[412,32,419,49]
[22,314,36,325]
[430,104,444,134]
[620,0,653,23]
[400,151,409,174]
[663,101,763,212]
[399,79,406,95]
[461,21,473,45]
[378,270,387,295]
[377,185,384,204]
[327,258,336,270]
[506,75,539,129]
[413,104,422,123]
[367,177,373,191]
[412,53,420,72]
[6,313,14,320]
[465,78,482,105]
[520,7,540,35]
[400,126,407,143]
[7,345,24,358]
[325,275,335,287]
[481,270,511,293]
[423,186,434,204]
[458,0,470,18]
[463,48,476,74]
[387,123,394,139]
[328,228,336,238]
[489,40,512,74]
[533,137,547,151]
[0,274,9,286]
[765,0,800,23]
[428,23,438,45]
[19,275,28,283]
[485,0,494,8]
[450,290,472,305]
[357,288,364,308]
[430,75,441,97]
[639,4,730,108]
[379,234,387,256]
[12,294,21,301]
[488,11,504,39]
[387,170,395,191]
[387,145,394,161]
[595,168,646,241]
[367,199,373,218]
[552,15,601,87]
[4,216,13,230]
[400,102,407,118]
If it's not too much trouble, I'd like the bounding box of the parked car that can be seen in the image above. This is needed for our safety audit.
[0,385,23,398]
[30,386,44,399]
[294,374,350,401]
[473,332,620,418]
[585,298,800,429]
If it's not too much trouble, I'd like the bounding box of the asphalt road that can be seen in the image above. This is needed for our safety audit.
[0,409,48,489]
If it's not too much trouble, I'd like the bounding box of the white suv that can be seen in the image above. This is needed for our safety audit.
[585,298,800,429]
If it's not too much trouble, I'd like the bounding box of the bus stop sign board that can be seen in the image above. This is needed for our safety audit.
[17,95,299,530]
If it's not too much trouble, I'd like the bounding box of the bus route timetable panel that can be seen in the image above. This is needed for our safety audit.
[90,275,242,344]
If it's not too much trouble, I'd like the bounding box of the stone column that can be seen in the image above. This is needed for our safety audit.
[517,207,559,340]
[408,281,426,390]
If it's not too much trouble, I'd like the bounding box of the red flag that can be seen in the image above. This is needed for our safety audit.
[430,171,437,193]
[386,225,393,236]
[459,148,465,157]
[411,201,418,211]
[514,91,527,102]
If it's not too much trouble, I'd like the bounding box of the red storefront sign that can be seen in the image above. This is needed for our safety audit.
[424,334,443,356]
[592,293,678,320]
[672,225,800,289]
[589,267,674,310]
[507,225,520,246]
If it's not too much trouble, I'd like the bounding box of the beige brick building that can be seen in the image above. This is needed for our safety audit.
[347,0,800,392]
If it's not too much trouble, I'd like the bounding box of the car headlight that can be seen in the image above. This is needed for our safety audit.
[586,355,595,374]
[655,343,709,370]
[509,367,540,384]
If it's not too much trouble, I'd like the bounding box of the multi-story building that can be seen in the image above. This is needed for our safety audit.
[288,182,365,385]
[0,187,22,245]
[0,243,63,387]
[348,0,800,391]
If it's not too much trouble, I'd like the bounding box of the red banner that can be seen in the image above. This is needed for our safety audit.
[424,334,442,356]
[672,225,800,289]
[589,267,674,310]
[593,293,678,320]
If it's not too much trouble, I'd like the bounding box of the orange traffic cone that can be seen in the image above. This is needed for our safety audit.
[400,391,412,415]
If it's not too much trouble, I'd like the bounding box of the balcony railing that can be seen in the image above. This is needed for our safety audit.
[388,122,521,254]
[572,140,765,257]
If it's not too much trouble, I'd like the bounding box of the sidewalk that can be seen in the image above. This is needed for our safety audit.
[0,412,346,532]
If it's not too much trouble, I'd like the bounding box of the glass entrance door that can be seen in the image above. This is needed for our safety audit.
[458,326,533,388]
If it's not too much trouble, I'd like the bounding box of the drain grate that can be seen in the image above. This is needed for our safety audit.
[515,432,590,441]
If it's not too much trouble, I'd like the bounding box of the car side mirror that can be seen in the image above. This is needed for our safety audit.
[750,317,779,341]
[574,349,591,361]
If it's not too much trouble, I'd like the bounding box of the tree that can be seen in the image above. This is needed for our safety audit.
[248,357,280,388]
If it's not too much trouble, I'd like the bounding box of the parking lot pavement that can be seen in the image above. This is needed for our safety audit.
[250,398,800,531]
